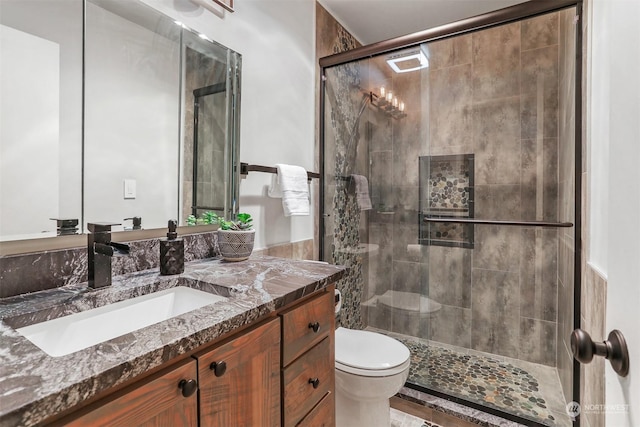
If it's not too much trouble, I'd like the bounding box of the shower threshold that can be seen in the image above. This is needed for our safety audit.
[371,329,573,427]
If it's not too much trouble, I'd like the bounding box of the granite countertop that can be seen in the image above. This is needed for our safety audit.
[0,256,345,427]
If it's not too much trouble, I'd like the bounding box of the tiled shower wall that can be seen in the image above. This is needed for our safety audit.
[317,3,367,329]
[353,13,574,368]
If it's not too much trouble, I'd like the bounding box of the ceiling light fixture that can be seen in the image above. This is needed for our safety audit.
[386,47,429,73]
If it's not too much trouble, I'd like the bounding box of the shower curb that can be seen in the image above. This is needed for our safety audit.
[396,386,528,427]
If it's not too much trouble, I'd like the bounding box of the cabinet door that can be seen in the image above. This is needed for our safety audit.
[63,359,198,427]
[197,318,281,427]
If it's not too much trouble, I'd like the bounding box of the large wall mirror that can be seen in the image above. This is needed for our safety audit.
[0,0,241,246]
[0,0,83,241]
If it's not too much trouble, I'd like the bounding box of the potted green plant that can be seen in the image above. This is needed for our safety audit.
[216,213,255,261]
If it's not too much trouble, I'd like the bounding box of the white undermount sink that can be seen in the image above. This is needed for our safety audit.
[17,286,227,357]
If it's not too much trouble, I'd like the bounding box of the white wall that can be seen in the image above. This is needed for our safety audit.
[589,0,640,425]
[139,0,317,250]
[587,0,609,276]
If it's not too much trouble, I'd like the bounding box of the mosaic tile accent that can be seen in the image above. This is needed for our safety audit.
[321,21,367,330]
[425,156,473,212]
[419,154,474,248]
[393,336,566,426]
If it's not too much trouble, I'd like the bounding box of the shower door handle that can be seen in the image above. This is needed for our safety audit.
[423,217,573,228]
[570,329,630,377]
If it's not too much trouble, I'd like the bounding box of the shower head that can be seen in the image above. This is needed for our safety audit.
[341,93,372,177]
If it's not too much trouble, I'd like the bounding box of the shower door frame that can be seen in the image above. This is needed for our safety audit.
[318,0,583,425]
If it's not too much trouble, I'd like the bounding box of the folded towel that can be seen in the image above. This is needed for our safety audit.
[350,174,372,211]
[275,164,310,216]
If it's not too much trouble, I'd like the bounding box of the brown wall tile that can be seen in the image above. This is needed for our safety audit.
[522,12,559,51]
[472,23,521,100]
[471,269,520,357]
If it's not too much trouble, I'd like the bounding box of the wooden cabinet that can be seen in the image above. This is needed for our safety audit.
[281,288,335,427]
[47,287,335,427]
[61,359,198,427]
[196,318,281,427]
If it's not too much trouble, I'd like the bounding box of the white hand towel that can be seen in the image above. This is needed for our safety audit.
[350,174,372,211]
[276,164,310,216]
[268,173,283,198]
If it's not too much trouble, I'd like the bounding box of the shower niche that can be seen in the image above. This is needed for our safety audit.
[419,154,474,249]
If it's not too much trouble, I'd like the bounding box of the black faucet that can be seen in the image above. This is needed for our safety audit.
[87,222,130,289]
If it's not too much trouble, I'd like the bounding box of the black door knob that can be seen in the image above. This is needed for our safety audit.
[308,322,320,333]
[308,377,320,389]
[570,329,630,377]
[178,379,197,397]
[210,361,227,377]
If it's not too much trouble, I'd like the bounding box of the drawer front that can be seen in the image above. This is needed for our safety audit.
[283,337,333,427]
[296,390,335,427]
[281,289,334,366]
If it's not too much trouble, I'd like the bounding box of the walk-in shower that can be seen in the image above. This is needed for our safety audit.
[320,1,581,426]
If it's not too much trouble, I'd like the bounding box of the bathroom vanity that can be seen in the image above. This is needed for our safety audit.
[0,256,344,426]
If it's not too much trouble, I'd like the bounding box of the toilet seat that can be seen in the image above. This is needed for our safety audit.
[335,327,410,377]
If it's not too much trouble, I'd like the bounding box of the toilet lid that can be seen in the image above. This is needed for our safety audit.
[335,328,410,371]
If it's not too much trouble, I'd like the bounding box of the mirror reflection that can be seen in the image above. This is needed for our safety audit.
[0,0,240,242]
[0,0,83,241]
[85,0,240,232]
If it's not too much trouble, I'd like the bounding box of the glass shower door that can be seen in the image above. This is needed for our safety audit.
[321,6,578,426]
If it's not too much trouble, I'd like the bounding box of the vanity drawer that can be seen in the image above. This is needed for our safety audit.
[296,390,335,427]
[283,337,333,427]
[281,289,334,366]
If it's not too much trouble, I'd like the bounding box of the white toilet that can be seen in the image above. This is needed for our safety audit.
[334,327,411,427]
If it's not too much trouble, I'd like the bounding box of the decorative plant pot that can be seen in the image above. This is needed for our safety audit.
[217,229,256,261]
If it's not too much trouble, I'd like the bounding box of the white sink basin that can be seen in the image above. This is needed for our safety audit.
[17,286,227,357]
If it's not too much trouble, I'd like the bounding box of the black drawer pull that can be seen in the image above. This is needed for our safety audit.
[308,322,320,333]
[210,361,227,377]
[308,377,320,389]
[178,379,197,397]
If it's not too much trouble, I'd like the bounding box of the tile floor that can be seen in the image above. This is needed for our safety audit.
[390,408,439,427]
[381,331,572,427]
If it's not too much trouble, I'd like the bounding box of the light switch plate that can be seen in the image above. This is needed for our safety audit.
[124,179,136,199]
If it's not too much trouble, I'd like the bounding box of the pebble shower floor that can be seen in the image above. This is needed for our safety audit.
[385,333,573,427]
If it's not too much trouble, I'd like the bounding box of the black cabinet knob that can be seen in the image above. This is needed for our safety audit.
[308,377,320,389]
[308,322,320,333]
[178,379,197,397]
[210,361,227,377]
[570,329,630,377]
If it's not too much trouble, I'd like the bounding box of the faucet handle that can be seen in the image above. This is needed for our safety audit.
[87,222,121,233]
